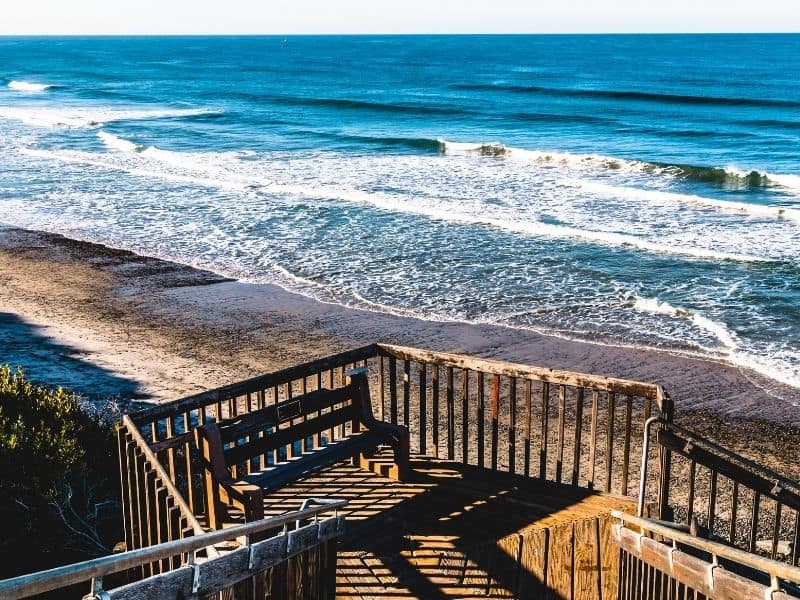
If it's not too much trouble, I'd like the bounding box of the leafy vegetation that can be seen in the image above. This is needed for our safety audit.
[0,366,120,578]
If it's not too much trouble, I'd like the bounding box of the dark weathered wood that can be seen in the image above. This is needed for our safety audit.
[477,371,485,469]
[378,354,385,422]
[491,374,500,471]
[621,395,633,496]
[446,366,455,461]
[524,379,533,478]
[572,389,584,487]
[556,385,566,483]
[419,363,427,454]
[403,360,411,427]
[432,364,440,459]
[508,377,517,475]
[605,392,616,493]
[750,492,761,553]
[389,356,398,425]
[588,390,599,490]
[707,469,718,535]
[461,368,469,465]
[540,382,550,480]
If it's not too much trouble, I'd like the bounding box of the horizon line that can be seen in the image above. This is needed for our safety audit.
[1,31,799,37]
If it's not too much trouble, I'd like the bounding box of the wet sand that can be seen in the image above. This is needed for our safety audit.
[1,226,799,475]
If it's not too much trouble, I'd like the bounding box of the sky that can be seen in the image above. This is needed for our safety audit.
[1,0,798,35]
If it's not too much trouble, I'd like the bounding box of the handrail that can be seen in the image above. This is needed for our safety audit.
[121,415,205,537]
[0,500,347,600]
[377,343,666,405]
[611,511,800,586]
[660,421,800,498]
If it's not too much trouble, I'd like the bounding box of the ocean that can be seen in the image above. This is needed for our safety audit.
[0,35,798,388]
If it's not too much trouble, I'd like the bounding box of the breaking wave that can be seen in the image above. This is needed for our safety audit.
[437,139,800,192]
[632,296,800,388]
[8,80,54,92]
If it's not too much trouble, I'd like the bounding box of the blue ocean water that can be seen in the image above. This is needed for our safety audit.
[1,35,799,388]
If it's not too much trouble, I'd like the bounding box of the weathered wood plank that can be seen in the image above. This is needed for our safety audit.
[547,521,574,600]
[572,518,600,600]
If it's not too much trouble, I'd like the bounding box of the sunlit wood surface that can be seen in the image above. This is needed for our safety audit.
[223,453,637,599]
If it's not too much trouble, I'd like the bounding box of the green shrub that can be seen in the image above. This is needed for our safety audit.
[0,366,119,578]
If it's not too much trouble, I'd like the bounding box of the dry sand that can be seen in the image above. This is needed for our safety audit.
[1,226,799,476]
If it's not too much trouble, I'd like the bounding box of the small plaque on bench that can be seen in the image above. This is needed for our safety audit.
[277,399,302,422]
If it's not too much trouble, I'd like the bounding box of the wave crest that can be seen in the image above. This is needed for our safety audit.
[8,80,53,92]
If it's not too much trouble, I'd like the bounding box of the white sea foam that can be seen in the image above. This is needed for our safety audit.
[20,143,767,263]
[0,107,219,129]
[438,139,661,174]
[576,180,800,223]
[98,131,141,153]
[632,295,800,387]
[632,296,738,349]
[8,80,52,92]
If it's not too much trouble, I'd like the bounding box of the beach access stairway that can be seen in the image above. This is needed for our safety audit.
[3,343,800,598]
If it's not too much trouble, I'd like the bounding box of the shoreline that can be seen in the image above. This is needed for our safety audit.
[1,225,799,416]
[3,225,800,478]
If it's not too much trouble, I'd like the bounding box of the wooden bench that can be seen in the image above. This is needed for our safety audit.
[194,369,410,529]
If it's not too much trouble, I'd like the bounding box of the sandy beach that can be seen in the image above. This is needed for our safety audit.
[2,225,800,477]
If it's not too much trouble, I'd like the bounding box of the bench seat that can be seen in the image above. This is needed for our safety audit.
[194,369,409,529]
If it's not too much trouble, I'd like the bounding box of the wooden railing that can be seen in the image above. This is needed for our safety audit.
[127,343,675,532]
[117,415,209,581]
[651,422,800,566]
[375,344,673,504]
[0,502,345,600]
[612,511,800,599]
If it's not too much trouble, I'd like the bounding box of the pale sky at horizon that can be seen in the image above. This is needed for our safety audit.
[1,0,798,35]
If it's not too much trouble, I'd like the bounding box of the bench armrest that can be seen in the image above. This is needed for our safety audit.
[195,424,264,527]
[349,371,410,478]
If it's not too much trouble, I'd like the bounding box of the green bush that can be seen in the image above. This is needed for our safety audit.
[0,366,120,578]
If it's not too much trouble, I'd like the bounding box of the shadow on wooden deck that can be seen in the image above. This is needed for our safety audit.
[223,453,637,599]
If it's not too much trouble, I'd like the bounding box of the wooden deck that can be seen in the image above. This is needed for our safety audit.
[222,453,637,599]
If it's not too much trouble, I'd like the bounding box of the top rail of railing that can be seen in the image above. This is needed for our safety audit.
[377,343,669,410]
[612,510,800,586]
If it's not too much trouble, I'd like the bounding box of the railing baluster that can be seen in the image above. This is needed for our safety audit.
[508,377,517,475]
[447,367,455,460]
[540,382,550,480]
[729,481,739,544]
[687,460,696,522]
[378,354,385,422]
[403,360,411,427]
[492,374,500,471]
[389,357,398,425]
[419,362,427,454]
[524,379,533,477]
[772,502,783,560]
[605,391,616,493]
[556,385,566,483]
[432,364,440,458]
[461,369,469,465]
[589,390,598,490]
[621,394,633,496]
[750,493,761,553]
[571,388,584,487]
[477,371,485,468]
[707,470,718,535]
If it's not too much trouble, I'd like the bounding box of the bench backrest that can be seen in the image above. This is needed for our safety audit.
[202,380,366,470]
